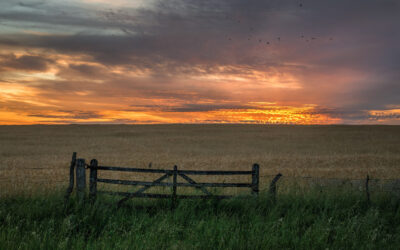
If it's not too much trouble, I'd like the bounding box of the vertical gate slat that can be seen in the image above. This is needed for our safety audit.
[173,165,178,205]
[366,175,370,204]
[252,163,259,195]
[89,159,98,202]
[76,158,86,202]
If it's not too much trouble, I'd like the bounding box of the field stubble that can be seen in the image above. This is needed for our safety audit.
[1,124,400,196]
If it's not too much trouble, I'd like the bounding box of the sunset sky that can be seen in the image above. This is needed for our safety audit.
[0,0,399,124]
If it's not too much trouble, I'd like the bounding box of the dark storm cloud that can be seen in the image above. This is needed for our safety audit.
[67,64,104,77]
[0,0,299,66]
[0,53,53,71]
[300,107,371,122]
[128,103,257,112]
[0,0,120,30]
[2,0,399,69]
[1,1,398,55]
[167,103,256,112]
[28,66,232,102]
[28,110,102,120]
[38,119,155,124]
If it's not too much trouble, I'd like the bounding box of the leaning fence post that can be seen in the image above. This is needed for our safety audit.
[366,175,370,204]
[269,173,282,202]
[89,159,98,202]
[64,152,77,202]
[76,158,86,202]
[252,163,259,195]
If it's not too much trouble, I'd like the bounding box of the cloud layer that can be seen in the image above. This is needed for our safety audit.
[0,0,399,124]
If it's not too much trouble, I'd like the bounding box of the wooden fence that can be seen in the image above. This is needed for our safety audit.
[64,153,383,205]
[64,153,282,205]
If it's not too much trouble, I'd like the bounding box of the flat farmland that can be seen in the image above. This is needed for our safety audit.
[1,124,400,196]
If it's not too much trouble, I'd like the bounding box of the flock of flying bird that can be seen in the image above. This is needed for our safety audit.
[224,2,334,46]
[100,2,335,47]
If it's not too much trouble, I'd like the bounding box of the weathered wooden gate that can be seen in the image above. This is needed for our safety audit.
[65,153,260,205]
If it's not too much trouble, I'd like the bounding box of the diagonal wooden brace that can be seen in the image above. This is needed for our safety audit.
[117,173,172,206]
[179,173,213,196]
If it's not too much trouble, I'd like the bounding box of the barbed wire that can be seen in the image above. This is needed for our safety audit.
[258,174,398,181]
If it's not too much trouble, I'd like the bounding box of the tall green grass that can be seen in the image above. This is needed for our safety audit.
[1,191,400,249]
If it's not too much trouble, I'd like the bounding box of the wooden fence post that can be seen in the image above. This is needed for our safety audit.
[173,165,178,206]
[76,158,86,202]
[64,152,77,202]
[366,175,370,204]
[89,159,98,202]
[252,163,259,195]
[269,173,282,202]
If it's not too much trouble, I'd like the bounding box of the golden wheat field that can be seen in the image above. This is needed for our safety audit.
[1,124,400,197]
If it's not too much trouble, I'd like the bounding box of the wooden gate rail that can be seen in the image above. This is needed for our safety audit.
[95,166,253,175]
[96,166,171,173]
[98,191,233,199]
[96,179,253,188]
